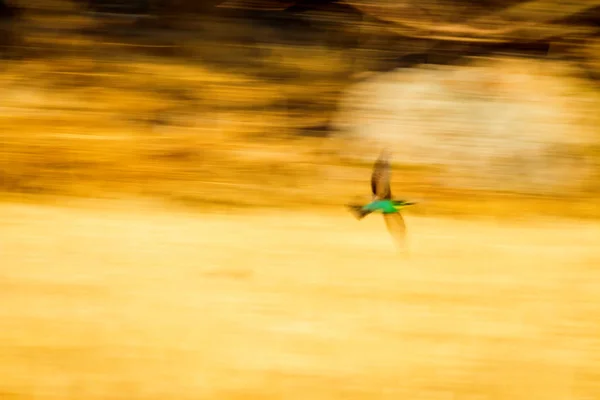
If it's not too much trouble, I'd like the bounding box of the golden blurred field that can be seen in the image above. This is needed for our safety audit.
[2,199,600,399]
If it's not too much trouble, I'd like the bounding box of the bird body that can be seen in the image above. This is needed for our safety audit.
[346,149,416,249]
[362,199,414,214]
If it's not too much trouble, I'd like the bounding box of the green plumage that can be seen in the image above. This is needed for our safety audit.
[346,150,416,249]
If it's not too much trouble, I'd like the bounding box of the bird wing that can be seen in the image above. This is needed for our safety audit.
[383,213,407,248]
[371,150,392,199]
[346,204,369,220]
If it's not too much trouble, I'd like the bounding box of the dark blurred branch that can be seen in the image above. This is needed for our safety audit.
[0,0,21,59]
[0,0,20,18]
[344,0,600,43]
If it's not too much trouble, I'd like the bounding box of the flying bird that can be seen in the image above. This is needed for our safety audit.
[346,149,416,249]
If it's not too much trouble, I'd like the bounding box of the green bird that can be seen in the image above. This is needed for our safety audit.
[346,149,416,248]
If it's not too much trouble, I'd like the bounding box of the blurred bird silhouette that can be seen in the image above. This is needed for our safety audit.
[346,149,416,249]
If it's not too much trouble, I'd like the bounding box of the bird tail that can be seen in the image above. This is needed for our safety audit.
[346,204,372,220]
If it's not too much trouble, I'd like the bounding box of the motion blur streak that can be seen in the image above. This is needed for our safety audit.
[1,0,600,399]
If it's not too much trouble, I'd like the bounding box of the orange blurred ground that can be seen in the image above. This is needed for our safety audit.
[2,199,600,399]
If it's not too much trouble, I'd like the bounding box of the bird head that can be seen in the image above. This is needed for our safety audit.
[392,200,417,207]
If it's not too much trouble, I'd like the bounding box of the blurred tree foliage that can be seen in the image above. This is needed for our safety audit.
[0,0,599,205]
[2,0,600,136]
